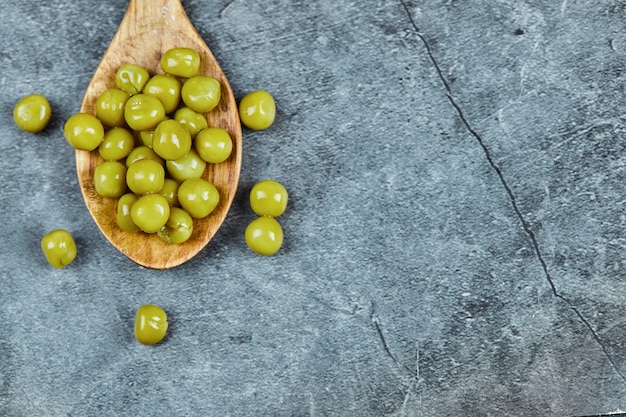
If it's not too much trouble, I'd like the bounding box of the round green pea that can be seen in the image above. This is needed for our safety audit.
[131,194,171,233]
[161,47,200,78]
[126,159,165,195]
[249,180,288,217]
[95,88,130,127]
[157,207,194,244]
[143,74,181,114]
[245,216,284,256]
[152,119,192,161]
[117,193,140,233]
[14,94,51,133]
[64,113,104,151]
[41,229,77,268]
[98,127,135,161]
[174,107,208,138]
[239,90,276,130]
[158,178,180,207]
[94,161,127,198]
[116,63,150,95]
[125,145,164,168]
[195,127,233,163]
[181,76,221,113]
[165,149,206,182]
[178,178,220,219]
[124,94,165,131]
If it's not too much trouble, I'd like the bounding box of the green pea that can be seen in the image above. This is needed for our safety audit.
[245,216,283,256]
[158,178,180,207]
[14,94,51,133]
[126,159,165,195]
[161,47,200,78]
[64,113,104,151]
[194,127,233,163]
[181,76,221,113]
[125,145,164,168]
[174,107,207,138]
[152,119,191,160]
[136,129,154,148]
[95,88,130,127]
[157,207,194,244]
[98,127,135,161]
[135,304,168,345]
[165,149,206,182]
[94,161,127,198]
[41,229,77,268]
[177,178,219,219]
[239,90,276,130]
[124,94,166,131]
[143,74,181,114]
[131,194,171,233]
[249,180,288,217]
[116,63,150,95]
[117,193,140,233]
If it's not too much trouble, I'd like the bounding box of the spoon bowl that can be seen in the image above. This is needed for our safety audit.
[76,0,242,269]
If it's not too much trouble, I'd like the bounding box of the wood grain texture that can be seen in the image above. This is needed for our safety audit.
[76,0,242,269]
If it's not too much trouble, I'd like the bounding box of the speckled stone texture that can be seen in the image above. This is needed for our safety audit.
[2,1,626,416]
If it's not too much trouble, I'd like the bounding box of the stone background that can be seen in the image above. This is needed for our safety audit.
[1,0,626,416]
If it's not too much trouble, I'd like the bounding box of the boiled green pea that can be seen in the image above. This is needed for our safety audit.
[165,149,206,182]
[126,159,165,195]
[131,194,170,233]
[161,47,200,78]
[124,94,165,131]
[143,74,181,114]
[94,161,127,198]
[117,193,140,233]
[157,207,194,244]
[152,119,191,160]
[41,229,77,268]
[195,127,233,163]
[239,90,275,130]
[177,178,219,219]
[174,107,207,137]
[116,63,150,95]
[14,94,51,133]
[64,113,104,151]
[181,76,221,113]
[245,216,283,255]
[95,88,130,127]
[98,127,135,161]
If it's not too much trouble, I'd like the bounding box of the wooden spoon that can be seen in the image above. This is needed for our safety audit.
[76,0,242,269]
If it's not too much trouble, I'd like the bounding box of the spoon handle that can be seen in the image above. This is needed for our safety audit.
[122,0,195,35]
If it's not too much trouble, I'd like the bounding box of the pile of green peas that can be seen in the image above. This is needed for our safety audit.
[63,47,233,244]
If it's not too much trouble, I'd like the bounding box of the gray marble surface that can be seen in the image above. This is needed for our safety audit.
[2,0,626,416]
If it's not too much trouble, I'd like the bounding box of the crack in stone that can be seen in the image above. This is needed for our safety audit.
[371,303,423,415]
[398,0,626,386]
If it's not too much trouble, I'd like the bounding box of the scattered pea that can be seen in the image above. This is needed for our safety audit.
[134,304,168,345]
[13,94,51,133]
[250,180,288,217]
[41,229,77,268]
[245,216,283,256]
[239,90,275,130]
